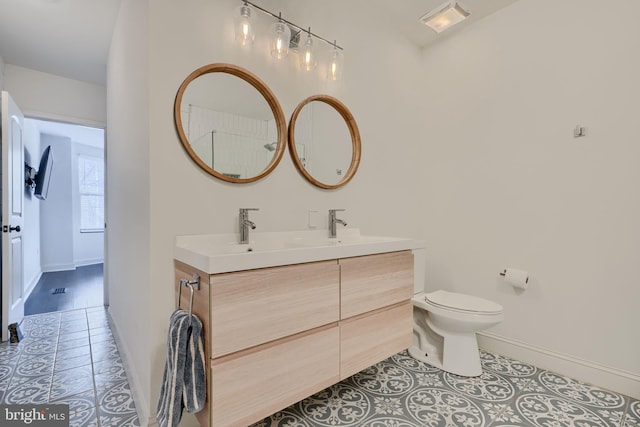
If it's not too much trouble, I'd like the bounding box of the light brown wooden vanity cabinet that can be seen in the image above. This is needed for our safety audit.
[174,250,414,427]
[340,251,414,379]
[210,261,340,358]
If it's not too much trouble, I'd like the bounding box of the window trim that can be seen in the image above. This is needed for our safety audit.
[78,155,104,233]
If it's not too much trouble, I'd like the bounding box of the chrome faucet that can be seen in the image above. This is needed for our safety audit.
[329,209,347,238]
[239,208,258,244]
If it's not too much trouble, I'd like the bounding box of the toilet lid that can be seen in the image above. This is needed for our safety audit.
[425,290,503,314]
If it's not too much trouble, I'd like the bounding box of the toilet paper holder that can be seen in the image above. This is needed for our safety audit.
[499,268,529,288]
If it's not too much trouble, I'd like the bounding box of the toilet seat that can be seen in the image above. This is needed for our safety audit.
[425,290,503,315]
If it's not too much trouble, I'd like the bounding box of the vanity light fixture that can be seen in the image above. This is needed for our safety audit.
[270,14,291,59]
[234,2,255,46]
[235,0,344,79]
[328,42,343,81]
[300,28,316,71]
[420,0,470,34]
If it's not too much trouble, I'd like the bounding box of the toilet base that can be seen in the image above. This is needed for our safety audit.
[410,291,502,377]
[409,332,483,377]
[410,307,484,377]
[408,345,443,370]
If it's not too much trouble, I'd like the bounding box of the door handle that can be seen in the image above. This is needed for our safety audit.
[2,225,21,233]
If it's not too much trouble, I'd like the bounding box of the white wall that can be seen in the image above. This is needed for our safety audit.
[0,55,5,89]
[108,0,640,421]
[104,0,423,424]
[418,0,640,394]
[35,136,104,271]
[39,134,75,272]
[106,0,151,420]
[4,64,106,125]
[5,0,635,423]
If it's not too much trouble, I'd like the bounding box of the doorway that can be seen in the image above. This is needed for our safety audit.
[22,118,106,316]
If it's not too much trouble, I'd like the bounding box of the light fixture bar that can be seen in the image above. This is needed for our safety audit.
[241,0,343,51]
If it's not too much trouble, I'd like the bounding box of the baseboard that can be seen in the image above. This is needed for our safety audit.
[41,261,103,273]
[41,263,76,273]
[24,271,42,301]
[75,258,104,267]
[106,306,151,426]
[478,331,640,400]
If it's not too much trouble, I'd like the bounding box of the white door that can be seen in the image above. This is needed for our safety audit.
[1,91,25,342]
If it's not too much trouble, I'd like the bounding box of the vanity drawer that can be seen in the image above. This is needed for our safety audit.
[210,260,339,358]
[340,251,413,319]
[211,324,340,427]
[340,301,413,380]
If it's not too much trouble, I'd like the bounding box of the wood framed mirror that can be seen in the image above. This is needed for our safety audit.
[288,95,361,189]
[174,63,287,183]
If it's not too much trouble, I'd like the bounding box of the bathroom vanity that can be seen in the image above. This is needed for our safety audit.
[174,229,423,427]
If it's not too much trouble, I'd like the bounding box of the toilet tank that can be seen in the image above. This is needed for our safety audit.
[412,248,426,294]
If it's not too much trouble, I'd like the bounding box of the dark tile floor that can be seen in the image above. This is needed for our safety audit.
[25,264,104,316]
[0,307,140,427]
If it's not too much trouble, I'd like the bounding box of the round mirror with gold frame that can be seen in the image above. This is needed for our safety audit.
[288,95,361,189]
[174,63,287,183]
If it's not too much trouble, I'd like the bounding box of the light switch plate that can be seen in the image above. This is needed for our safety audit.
[308,209,320,228]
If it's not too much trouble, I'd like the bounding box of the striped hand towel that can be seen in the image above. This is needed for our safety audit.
[156,309,206,427]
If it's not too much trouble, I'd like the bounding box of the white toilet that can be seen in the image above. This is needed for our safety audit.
[409,288,504,377]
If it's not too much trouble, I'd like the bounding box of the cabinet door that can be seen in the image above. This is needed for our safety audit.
[211,325,340,427]
[340,251,413,319]
[340,301,412,380]
[210,260,339,357]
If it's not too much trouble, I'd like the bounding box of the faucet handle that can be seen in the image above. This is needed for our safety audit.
[240,208,259,213]
[329,209,345,213]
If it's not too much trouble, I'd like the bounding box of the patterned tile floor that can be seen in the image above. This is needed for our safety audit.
[253,350,640,427]
[0,307,139,427]
[4,309,639,427]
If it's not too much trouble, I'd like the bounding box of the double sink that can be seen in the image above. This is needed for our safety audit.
[174,228,424,274]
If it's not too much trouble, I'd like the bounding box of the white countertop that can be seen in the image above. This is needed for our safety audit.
[174,229,425,274]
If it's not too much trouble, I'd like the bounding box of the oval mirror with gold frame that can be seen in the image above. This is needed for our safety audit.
[174,63,287,183]
[288,95,361,189]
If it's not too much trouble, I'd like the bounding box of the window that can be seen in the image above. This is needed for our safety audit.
[78,155,104,232]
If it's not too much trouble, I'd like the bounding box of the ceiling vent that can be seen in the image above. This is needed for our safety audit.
[420,1,470,34]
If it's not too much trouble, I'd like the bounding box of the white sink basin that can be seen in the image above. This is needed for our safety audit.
[175,229,424,274]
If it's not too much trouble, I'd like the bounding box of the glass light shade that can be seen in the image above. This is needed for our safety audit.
[327,46,343,81]
[270,21,291,59]
[420,1,470,34]
[300,33,316,71]
[234,4,254,46]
